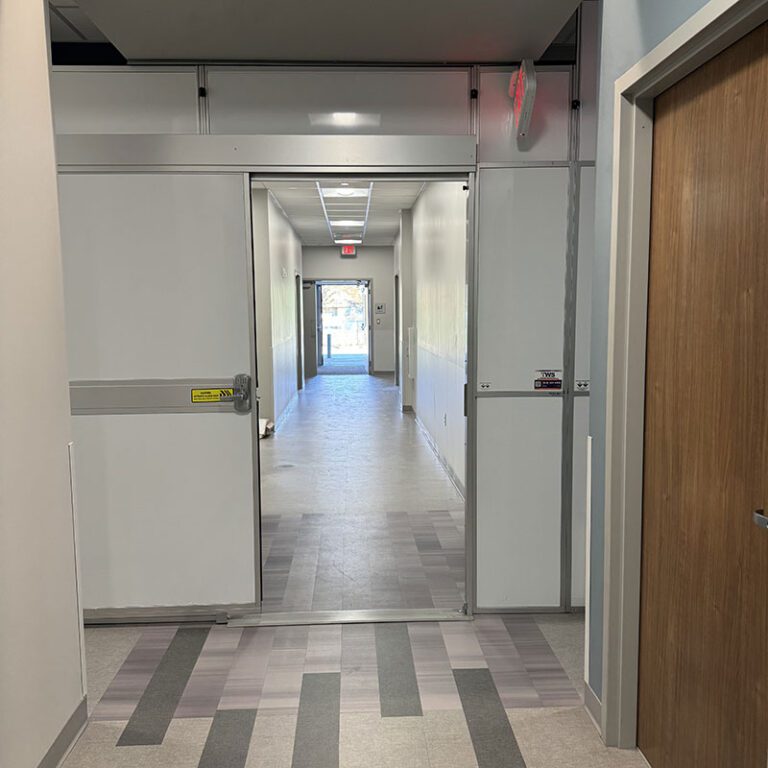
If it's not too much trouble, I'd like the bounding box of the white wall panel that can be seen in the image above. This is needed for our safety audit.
[578,1,599,162]
[575,167,595,383]
[207,68,471,135]
[52,67,199,134]
[59,174,250,381]
[571,397,589,606]
[73,415,255,608]
[477,167,569,392]
[478,69,571,163]
[477,398,562,608]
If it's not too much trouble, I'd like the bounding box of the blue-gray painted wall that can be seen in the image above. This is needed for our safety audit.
[589,0,712,699]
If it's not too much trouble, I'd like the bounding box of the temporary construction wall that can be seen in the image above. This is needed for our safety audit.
[51,29,597,613]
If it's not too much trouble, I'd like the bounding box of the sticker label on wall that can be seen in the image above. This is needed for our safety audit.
[533,370,562,392]
[575,379,590,393]
[191,388,234,404]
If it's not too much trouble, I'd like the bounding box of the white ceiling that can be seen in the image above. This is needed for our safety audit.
[255,180,424,247]
[74,0,581,62]
[49,1,107,42]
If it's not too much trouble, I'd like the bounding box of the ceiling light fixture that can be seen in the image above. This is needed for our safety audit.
[330,220,365,227]
[334,238,362,245]
[321,187,369,198]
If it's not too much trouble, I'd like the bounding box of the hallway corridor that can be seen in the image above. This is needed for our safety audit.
[259,374,466,613]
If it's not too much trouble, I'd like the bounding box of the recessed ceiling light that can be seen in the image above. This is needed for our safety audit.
[330,220,365,227]
[321,187,369,198]
[335,239,362,245]
[340,182,350,187]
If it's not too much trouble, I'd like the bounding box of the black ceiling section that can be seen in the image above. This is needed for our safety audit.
[52,42,127,65]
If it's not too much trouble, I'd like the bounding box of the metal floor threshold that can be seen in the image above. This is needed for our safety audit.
[227,608,470,628]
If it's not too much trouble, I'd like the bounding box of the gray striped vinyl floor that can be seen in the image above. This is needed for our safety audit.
[63,615,648,768]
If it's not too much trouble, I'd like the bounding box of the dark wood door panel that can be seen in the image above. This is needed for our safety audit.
[638,21,768,768]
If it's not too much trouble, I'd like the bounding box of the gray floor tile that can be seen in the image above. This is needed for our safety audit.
[291,673,340,768]
[117,627,210,746]
[374,623,422,717]
[454,668,527,768]
[198,709,257,768]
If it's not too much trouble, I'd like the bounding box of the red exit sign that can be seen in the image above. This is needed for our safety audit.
[340,245,357,257]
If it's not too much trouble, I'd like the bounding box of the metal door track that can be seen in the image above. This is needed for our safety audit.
[228,608,471,628]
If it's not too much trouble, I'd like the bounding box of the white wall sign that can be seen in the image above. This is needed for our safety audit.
[534,369,562,391]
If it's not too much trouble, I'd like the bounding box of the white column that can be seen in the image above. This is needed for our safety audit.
[0,3,86,767]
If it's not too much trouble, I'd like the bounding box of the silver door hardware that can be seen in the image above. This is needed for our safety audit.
[753,510,768,530]
[233,373,252,414]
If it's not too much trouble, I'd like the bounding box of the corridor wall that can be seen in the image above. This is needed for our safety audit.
[410,182,468,492]
[302,246,395,373]
[252,189,304,426]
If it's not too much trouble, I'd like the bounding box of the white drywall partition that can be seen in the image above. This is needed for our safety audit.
[394,211,415,409]
[575,167,595,383]
[411,182,468,490]
[58,173,257,609]
[1,3,85,766]
[572,397,589,606]
[207,68,471,135]
[52,66,199,134]
[252,189,304,425]
[578,2,599,163]
[302,246,395,373]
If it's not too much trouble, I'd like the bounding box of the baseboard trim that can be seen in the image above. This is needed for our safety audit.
[84,602,260,625]
[273,392,298,432]
[584,683,602,734]
[413,414,466,499]
[37,696,87,768]
[474,605,566,614]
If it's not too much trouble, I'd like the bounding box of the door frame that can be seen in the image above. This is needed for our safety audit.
[309,278,373,373]
[602,0,768,747]
[56,138,478,619]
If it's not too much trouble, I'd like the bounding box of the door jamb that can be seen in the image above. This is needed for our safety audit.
[243,173,263,606]
[602,0,768,747]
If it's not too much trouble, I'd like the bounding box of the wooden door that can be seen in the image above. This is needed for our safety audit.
[638,22,768,768]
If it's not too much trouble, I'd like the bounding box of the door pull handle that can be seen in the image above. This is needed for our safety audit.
[233,373,252,414]
[753,510,768,530]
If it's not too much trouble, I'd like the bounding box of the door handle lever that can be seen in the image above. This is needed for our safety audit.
[753,510,768,529]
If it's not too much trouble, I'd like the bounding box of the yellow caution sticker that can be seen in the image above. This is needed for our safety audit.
[191,388,234,404]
